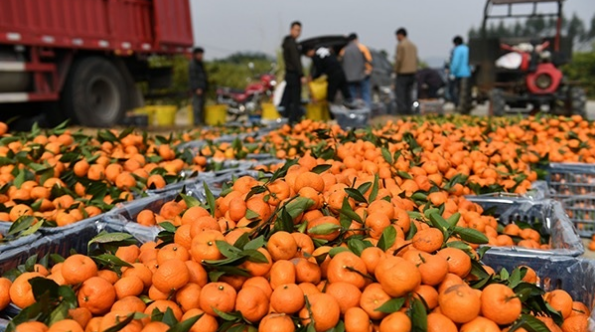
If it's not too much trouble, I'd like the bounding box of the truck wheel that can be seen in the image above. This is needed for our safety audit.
[457,78,473,115]
[569,87,587,117]
[62,57,128,127]
[489,89,506,117]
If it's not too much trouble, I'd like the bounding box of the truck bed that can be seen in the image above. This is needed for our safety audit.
[0,0,193,54]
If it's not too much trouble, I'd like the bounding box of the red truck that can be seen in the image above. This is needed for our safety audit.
[0,0,194,127]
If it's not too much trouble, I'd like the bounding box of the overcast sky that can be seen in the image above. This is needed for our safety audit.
[190,0,594,65]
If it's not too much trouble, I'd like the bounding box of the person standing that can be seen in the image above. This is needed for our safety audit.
[449,35,471,110]
[189,47,208,126]
[444,50,455,103]
[394,28,418,114]
[305,46,352,105]
[280,21,304,124]
[340,33,373,107]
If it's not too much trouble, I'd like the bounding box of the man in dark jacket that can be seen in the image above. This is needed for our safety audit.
[189,47,208,126]
[280,21,304,124]
[305,46,352,104]
[416,68,444,99]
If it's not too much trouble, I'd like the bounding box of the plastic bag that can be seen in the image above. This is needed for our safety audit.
[273,80,286,107]
[495,52,523,69]
[466,195,584,257]
[309,77,328,101]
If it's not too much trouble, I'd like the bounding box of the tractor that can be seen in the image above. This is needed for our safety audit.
[466,0,587,116]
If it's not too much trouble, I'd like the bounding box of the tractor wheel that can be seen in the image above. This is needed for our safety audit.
[457,78,473,115]
[489,89,506,117]
[568,87,587,117]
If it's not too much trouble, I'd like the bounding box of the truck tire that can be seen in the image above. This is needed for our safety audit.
[489,89,506,117]
[62,57,128,127]
[569,87,587,117]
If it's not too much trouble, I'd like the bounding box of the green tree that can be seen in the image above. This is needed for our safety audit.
[144,51,276,105]
[513,21,524,37]
[524,16,546,36]
[468,26,479,39]
[496,21,511,37]
[205,52,275,100]
[563,52,595,98]
[567,13,587,46]
[589,14,595,40]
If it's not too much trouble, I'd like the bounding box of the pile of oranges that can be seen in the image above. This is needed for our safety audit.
[0,124,212,230]
[1,113,595,331]
[1,153,590,332]
[2,114,595,234]
[137,160,550,251]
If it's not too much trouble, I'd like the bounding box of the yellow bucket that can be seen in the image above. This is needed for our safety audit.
[153,106,177,127]
[261,103,280,120]
[309,77,328,101]
[187,105,194,125]
[133,107,155,126]
[306,102,330,121]
[205,104,228,126]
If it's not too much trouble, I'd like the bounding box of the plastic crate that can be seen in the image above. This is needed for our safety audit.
[202,169,268,198]
[330,105,370,130]
[546,163,595,200]
[207,160,256,174]
[176,139,271,163]
[0,319,8,332]
[417,99,445,115]
[104,191,182,241]
[0,223,41,273]
[562,195,595,238]
[527,180,550,200]
[0,221,153,322]
[146,178,205,197]
[0,215,101,237]
[260,117,288,128]
[480,254,595,331]
[465,195,584,257]
[0,220,103,274]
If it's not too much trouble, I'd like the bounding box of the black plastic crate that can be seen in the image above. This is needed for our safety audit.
[0,219,155,275]
[104,191,181,242]
[0,214,102,236]
[0,221,152,324]
[481,253,595,330]
[0,223,41,273]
